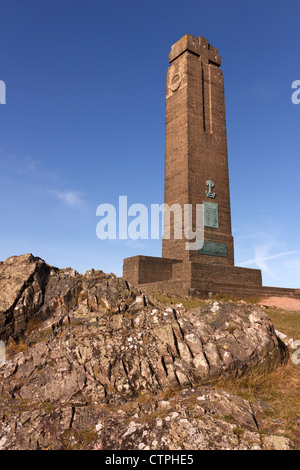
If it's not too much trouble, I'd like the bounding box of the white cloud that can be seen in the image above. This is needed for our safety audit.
[0,152,59,180]
[240,248,300,280]
[234,216,300,285]
[51,190,84,208]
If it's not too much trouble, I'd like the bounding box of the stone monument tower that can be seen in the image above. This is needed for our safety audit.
[123,34,299,299]
[163,35,233,266]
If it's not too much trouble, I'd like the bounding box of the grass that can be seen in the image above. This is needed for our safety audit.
[24,317,44,336]
[6,338,28,358]
[153,292,261,309]
[153,293,206,310]
[212,304,300,448]
[233,427,245,438]
[212,293,260,304]
[265,306,300,339]
[223,414,235,422]
[62,427,98,450]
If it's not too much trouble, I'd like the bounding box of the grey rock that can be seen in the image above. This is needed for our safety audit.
[0,254,292,450]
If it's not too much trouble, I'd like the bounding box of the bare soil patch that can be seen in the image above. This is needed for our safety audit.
[259,297,300,312]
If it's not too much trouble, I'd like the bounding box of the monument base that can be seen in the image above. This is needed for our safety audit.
[123,255,300,300]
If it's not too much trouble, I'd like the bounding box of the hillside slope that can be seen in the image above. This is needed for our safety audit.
[0,254,296,450]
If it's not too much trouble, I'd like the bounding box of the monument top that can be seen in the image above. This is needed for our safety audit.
[169,34,221,66]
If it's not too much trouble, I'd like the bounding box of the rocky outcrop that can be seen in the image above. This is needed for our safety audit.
[91,387,293,451]
[0,384,293,451]
[0,254,51,340]
[0,254,292,450]
[0,254,130,341]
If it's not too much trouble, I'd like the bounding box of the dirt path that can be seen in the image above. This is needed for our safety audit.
[259,296,300,311]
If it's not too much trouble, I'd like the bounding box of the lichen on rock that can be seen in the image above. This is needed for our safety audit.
[0,254,293,450]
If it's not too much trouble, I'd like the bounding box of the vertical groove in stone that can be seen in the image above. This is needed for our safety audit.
[208,65,213,134]
[201,65,206,132]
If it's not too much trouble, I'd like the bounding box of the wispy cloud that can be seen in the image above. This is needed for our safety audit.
[240,248,300,280]
[235,216,300,283]
[0,149,85,209]
[51,190,84,208]
[0,152,59,181]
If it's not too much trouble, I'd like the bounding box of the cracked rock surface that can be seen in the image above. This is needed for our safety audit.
[0,254,292,450]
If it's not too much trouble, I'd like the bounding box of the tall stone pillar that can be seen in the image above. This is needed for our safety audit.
[123,34,265,299]
[162,35,234,266]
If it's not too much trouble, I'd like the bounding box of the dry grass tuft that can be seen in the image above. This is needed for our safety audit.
[153,292,206,309]
[6,338,28,358]
[213,304,300,448]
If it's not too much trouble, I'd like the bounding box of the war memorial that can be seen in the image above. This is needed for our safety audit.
[123,34,299,299]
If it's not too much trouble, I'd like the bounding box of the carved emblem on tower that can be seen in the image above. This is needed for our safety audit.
[205,180,216,199]
[169,73,182,92]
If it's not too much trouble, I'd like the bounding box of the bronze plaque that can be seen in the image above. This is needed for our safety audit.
[198,241,228,257]
[204,202,219,229]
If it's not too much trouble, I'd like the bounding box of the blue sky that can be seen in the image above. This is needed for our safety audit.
[0,0,299,288]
